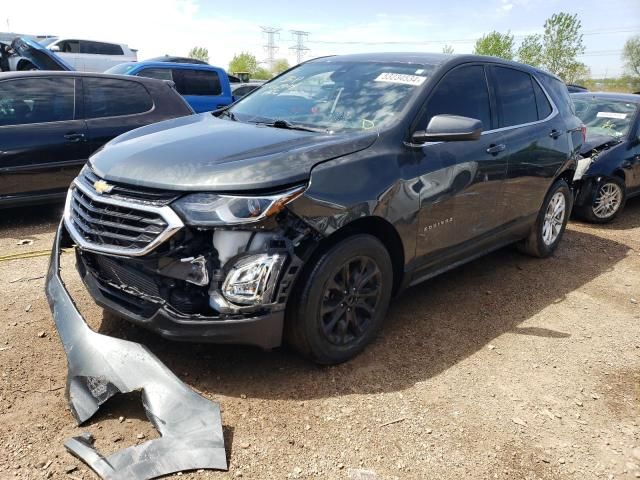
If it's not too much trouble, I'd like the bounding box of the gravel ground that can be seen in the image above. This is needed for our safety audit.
[0,200,639,480]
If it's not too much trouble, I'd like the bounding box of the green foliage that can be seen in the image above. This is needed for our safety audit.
[622,35,640,77]
[539,12,585,82]
[517,34,543,68]
[582,75,640,94]
[442,44,455,55]
[272,58,290,75]
[253,67,272,80]
[187,46,209,63]
[473,31,515,60]
[228,52,258,76]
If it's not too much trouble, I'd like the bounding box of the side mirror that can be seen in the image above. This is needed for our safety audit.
[49,45,61,52]
[412,114,483,143]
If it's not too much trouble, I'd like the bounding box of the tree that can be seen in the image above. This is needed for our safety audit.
[539,12,585,81]
[188,46,209,63]
[253,67,272,80]
[622,35,640,77]
[228,52,258,75]
[517,34,544,68]
[272,58,290,75]
[473,31,514,60]
[442,44,455,55]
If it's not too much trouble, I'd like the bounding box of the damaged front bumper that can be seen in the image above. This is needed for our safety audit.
[45,222,227,478]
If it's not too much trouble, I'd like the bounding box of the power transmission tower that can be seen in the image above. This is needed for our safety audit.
[261,26,281,72]
[290,30,310,64]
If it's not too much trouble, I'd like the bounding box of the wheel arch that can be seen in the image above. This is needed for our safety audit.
[17,59,35,71]
[306,216,405,295]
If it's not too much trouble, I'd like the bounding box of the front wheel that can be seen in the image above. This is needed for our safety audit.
[576,177,626,223]
[518,179,572,258]
[285,235,393,364]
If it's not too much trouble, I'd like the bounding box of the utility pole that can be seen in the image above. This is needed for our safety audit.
[289,30,310,64]
[261,26,281,72]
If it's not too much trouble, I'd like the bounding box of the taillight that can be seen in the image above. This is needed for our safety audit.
[581,125,587,143]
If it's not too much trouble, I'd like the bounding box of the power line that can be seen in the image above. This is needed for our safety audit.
[306,27,640,46]
[290,30,310,64]
[261,26,281,72]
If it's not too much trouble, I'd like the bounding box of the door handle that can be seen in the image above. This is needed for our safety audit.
[549,129,563,139]
[64,133,85,142]
[486,144,506,155]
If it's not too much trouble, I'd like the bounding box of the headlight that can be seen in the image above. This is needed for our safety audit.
[221,253,285,305]
[172,186,305,226]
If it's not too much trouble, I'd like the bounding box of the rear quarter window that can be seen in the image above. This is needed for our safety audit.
[84,78,153,118]
[538,74,575,116]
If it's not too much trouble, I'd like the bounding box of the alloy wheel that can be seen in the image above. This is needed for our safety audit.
[592,182,623,219]
[320,256,383,346]
[542,191,566,246]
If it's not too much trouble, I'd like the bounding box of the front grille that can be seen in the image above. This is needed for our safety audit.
[81,168,179,205]
[66,179,184,256]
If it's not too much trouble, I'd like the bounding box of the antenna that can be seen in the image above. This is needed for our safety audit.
[289,30,310,64]
[261,26,281,72]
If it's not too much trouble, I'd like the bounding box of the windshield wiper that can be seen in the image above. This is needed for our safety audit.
[259,119,329,133]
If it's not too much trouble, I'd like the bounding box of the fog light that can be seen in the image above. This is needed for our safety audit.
[221,253,285,305]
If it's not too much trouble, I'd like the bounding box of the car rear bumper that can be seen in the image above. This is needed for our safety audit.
[47,222,285,350]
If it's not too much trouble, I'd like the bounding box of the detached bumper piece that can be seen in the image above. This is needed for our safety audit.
[45,223,227,479]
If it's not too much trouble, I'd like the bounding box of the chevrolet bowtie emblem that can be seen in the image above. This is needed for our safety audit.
[93,180,114,195]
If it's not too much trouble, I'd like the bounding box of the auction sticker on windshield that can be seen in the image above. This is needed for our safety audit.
[596,112,627,120]
[375,72,427,86]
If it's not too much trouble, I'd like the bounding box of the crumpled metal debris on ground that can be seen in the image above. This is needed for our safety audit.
[45,223,227,479]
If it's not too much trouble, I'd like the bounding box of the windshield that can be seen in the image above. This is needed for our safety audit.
[38,38,58,47]
[572,96,639,139]
[229,60,436,132]
[104,63,137,75]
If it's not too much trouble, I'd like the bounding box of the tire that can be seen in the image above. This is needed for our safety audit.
[575,177,626,224]
[518,178,572,258]
[285,234,393,365]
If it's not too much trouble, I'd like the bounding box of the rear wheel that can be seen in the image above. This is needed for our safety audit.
[518,179,572,258]
[286,235,393,364]
[576,177,625,223]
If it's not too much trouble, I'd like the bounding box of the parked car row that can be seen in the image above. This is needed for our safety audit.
[0,37,264,113]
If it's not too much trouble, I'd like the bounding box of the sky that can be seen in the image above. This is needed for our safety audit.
[3,0,639,77]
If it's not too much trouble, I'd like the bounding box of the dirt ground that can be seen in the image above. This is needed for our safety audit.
[0,199,639,480]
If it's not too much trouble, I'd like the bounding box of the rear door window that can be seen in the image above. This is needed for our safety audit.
[174,69,222,96]
[83,78,153,118]
[493,66,538,127]
[421,64,492,130]
[0,77,76,126]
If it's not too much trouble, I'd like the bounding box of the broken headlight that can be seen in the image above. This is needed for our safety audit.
[172,186,305,226]
[221,253,285,305]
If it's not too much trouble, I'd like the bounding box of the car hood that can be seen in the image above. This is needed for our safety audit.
[90,113,378,192]
[11,37,74,71]
[580,133,624,156]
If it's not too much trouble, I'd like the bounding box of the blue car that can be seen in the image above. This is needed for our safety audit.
[105,62,234,113]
